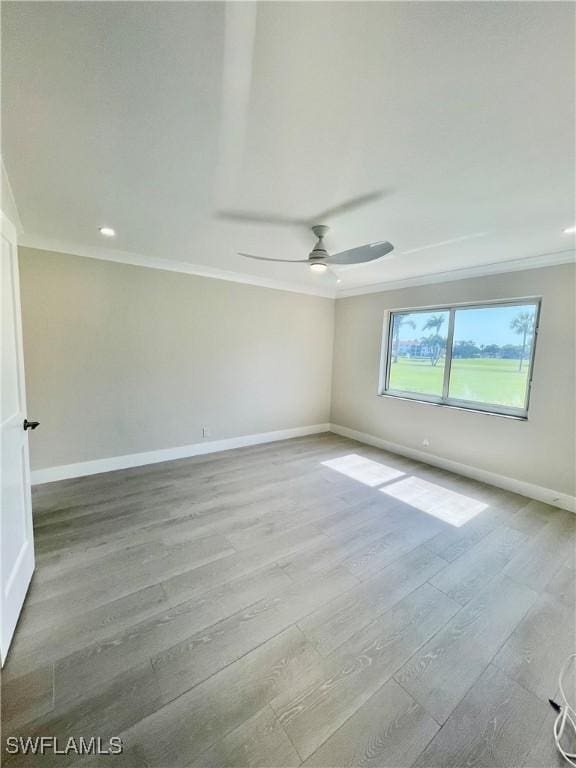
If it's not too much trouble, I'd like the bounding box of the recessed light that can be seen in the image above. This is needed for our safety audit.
[310,262,327,273]
[563,226,576,234]
[99,226,116,237]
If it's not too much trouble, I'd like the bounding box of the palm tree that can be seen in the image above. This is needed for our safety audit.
[510,312,534,371]
[422,314,446,366]
[392,316,416,362]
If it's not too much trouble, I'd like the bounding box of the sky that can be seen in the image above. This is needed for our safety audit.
[397,304,537,347]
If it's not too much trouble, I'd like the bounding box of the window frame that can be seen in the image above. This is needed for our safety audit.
[379,297,542,419]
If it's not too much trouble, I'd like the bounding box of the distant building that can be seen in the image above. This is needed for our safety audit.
[398,340,434,357]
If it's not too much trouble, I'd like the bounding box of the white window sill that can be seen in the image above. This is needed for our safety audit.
[378,391,529,421]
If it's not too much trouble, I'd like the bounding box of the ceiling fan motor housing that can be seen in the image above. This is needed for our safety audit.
[310,224,329,261]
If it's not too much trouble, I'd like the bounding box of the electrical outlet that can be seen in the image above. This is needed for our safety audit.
[202,426,211,439]
[422,438,430,448]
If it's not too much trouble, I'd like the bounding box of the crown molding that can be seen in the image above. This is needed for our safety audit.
[336,249,576,298]
[18,233,574,301]
[18,233,337,299]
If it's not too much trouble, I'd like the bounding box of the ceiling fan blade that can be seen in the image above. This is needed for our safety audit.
[220,211,308,227]
[311,190,388,224]
[326,241,394,265]
[239,252,309,263]
[218,189,391,229]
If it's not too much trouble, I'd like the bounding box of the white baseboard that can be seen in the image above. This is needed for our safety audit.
[30,421,576,513]
[330,423,576,513]
[31,424,331,485]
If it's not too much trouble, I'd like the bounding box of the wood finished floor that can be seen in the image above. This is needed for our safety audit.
[2,434,575,767]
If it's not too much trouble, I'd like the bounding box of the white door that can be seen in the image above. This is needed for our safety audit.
[1,211,35,664]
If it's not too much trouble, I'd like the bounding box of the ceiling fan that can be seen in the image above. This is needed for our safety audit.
[239,224,394,273]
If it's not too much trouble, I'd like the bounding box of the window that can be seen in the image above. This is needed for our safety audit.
[381,299,540,417]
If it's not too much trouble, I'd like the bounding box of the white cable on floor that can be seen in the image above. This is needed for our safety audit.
[554,653,576,767]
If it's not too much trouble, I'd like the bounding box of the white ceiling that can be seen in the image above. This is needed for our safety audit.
[2,1,575,297]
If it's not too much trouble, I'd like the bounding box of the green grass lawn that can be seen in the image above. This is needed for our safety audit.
[388,357,530,408]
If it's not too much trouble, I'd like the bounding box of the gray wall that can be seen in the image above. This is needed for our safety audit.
[20,248,334,470]
[331,264,575,496]
[19,248,576,497]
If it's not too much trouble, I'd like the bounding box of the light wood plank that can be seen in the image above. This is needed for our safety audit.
[298,545,446,655]
[395,574,538,723]
[341,515,444,581]
[546,557,576,606]
[430,526,527,605]
[152,567,357,703]
[162,523,328,606]
[302,678,438,768]
[494,592,575,701]
[424,511,499,563]
[4,663,162,768]
[7,583,167,672]
[522,708,571,768]
[1,665,53,732]
[504,510,575,590]
[122,627,321,767]
[271,584,459,761]
[413,664,548,768]
[188,706,300,768]
[52,564,292,705]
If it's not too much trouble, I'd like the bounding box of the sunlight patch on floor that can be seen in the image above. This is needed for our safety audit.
[322,454,405,487]
[380,476,488,527]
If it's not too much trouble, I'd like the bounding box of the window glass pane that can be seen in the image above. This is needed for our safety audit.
[448,304,537,408]
[388,310,450,396]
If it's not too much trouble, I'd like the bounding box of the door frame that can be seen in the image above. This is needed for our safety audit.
[1,209,35,664]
